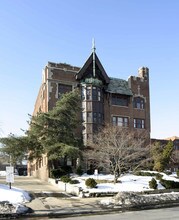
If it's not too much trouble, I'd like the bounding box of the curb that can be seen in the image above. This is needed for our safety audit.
[1,201,179,219]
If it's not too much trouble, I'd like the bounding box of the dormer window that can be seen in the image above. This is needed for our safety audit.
[112,94,129,107]
[133,97,144,109]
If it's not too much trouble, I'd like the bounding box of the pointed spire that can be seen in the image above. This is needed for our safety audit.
[92,38,96,77]
[92,38,96,53]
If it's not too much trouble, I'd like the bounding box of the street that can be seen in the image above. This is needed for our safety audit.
[51,207,179,220]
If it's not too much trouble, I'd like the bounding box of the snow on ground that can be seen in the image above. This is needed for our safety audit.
[0,171,31,204]
[73,173,166,193]
[0,171,31,214]
[0,184,31,204]
[76,172,179,207]
[0,170,179,213]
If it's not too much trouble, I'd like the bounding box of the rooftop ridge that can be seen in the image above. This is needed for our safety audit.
[109,77,127,81]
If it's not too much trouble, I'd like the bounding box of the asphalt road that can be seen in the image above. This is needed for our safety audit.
[51,207,179,220]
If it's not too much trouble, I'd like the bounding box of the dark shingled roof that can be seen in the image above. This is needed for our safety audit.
[76,52,110,84]
[106,77,133,96]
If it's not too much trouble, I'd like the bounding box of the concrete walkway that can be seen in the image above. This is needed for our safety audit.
[0,175,62,193]
[0,175,105,218]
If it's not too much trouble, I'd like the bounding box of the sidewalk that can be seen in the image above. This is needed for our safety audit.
[19,176,108,218]
[0,175,106,218]
[26,195,106,218]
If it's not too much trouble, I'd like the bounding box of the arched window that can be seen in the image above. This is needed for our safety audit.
[133,97,144,109]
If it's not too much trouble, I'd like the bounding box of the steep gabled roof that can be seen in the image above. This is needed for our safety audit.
[76,52,110,84]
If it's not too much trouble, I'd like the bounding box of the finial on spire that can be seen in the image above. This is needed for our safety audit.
[92,38,96,77]
[92,38,96,53]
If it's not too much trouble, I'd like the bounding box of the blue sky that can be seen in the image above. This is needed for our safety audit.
[0,0,179,139]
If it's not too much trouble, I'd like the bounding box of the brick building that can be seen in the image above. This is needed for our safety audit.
[28,45,150,180]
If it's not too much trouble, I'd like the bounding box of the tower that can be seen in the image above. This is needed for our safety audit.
[76,41,110,144]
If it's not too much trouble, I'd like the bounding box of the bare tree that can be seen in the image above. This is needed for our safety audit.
[84,125,150,183]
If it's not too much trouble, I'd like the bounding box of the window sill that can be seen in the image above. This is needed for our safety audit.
[111,105,129,108]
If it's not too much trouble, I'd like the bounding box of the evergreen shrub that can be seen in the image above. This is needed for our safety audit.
[61,165,72,174]
[69,179,80,184]
[50,168,66,178]
[164,171,172,175]
[85,178,97,188]
[50,166,72,179]
[160,179,179,189]
[149,178,158,189]
[60,175,71,183]
[76,166,83,176]
[155,173,163,180]
[134,171,156,176]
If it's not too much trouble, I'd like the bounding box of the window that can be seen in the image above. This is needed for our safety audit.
[85,112,104,124]
[93,112,97,123]
[112,116,129,127]
[112,94,128,106]
[174,140,179,150]
[58,84,72,99]
[133,97,144,109]
[82,86,102,101]
[92,87,97,100]
[92,87,102,101]
[98,113,103,124]
[86,86,92,100]
[174,145,179,150]
[81,86,85,100]
[134,118,145,129]
[98,88,101,101]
